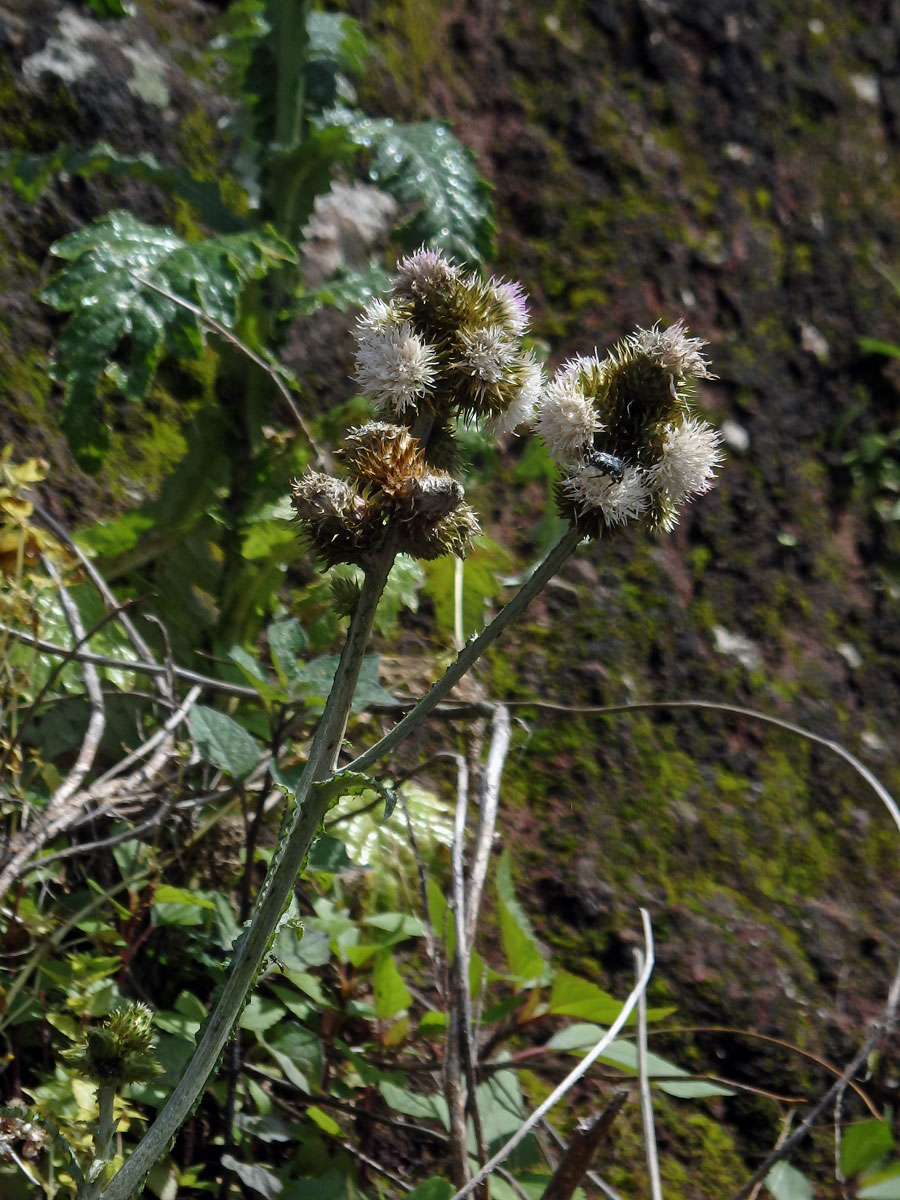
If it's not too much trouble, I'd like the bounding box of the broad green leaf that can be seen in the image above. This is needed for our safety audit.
[843,1120,895,1178]
[765,1162,814,1200]
[495,850,548,986]
[153,886,216,909]
[373,951,412,1020]
[41,211,291,469]
[546,1026,733,1098]
[474,1069,524,1148]
[221,1156,282,1199]
[362,913,425,938]
[860,1163,900,1199]
[424,537,512,639]
[405,1181,453,1200]
[548,971,626,1023]
[307,834,363,874]
[300,259,393,315]
[342,117,494,263]
[378,1080,450,1129]
[306,1105,342,1137]
[418,1011,447,1034]
[261,1023,321,1092]
[189,704,262,779]
[267,617,308,684]
[240,995,286,1034]
[291,653,396,711]
[85,0,128,15]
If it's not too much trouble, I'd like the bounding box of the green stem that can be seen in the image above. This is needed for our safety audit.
[98,542,396,1200]
[345,525,583,777]
[84,1084,116,1200]
[98,523,582,1200]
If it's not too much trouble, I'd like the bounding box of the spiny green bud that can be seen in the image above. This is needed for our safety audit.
[62,1002,160,1089]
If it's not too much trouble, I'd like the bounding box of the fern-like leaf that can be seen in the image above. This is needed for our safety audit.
[41,211,294,470]
[346,117,495,264]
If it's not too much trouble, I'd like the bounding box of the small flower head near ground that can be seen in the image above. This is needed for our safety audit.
[538,320,723,536]
[353,247,543,437]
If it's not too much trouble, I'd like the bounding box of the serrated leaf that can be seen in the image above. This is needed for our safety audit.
[299,259,393,315]
[337,116,494,263]
[765,1162,814,1200]
[495,850,548,985]
[41,211,292,469]
[189,704,262,779]
[843,1120,895,1178]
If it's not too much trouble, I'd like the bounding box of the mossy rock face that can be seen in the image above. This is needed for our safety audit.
[351,0,900,1175]
[0,0,226,514]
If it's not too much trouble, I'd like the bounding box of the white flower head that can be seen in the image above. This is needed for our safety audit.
[537,356,604,463]
[489,277,530,337]
[395,246,460,295]
[355,298,398,337]
[630,320,713,382]
[455,324,517,387]
[563,462,649,528]
[649,417,724,503]
[482,354,544,436]
[355,320,438,415]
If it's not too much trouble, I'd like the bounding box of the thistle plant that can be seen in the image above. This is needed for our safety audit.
[95,252,722,1200]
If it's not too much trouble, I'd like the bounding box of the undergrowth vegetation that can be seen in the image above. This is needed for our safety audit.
[1,4,899,1200]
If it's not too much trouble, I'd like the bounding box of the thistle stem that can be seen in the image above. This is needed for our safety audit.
[345,524,583,777]
[98,523,582,1200]
[98,544,396,1200]
[84,1084,116,1200]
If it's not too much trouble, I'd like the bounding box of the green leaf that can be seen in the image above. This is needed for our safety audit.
[240,995,286,1034]
[300,259,393,315]
[307,835,363,874]
[291,653,396,711]
[373,951,412,1019]
[860,1163,900,1198]
[545,1027,733,1098]
[423,537,512,639]
[859,336,900,360]
[405,1180,454,1200]
[0,142,244,230]
[41,211,292,469]
[547,971,626,1023]
[221,1156,283,1198]
[189,705,262,779]
[378,1080,450,1128]
[343,118,495,263]
[495,850,549,985]
[261,1023,321,1093]
[268,617,308,684]
[843,1120,895,1178]
[765,1162,814,1200]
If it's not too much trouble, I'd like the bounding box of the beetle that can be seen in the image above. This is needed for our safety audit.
[586,450,625,482]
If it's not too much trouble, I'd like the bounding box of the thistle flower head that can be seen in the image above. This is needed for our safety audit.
[342,422,427,495]
[291,472,372,567]
[488,277,530,337]
[394,246,461,298]
[354,315,438,417]
[62,1002,159,1088]
[538,321,721,535]
[353,249,538,436]
[628,320,713,383]
[482,354,543,436]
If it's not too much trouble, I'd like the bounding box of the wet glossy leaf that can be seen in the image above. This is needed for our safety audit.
[41,211,292,469]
